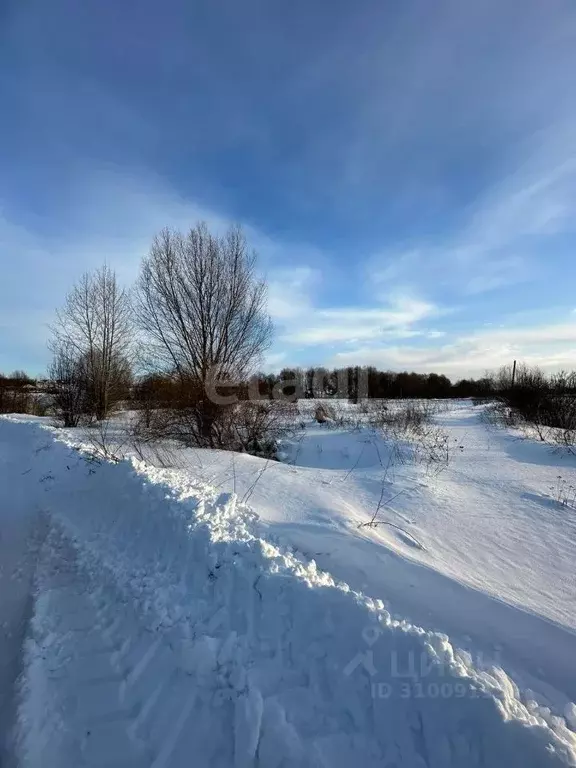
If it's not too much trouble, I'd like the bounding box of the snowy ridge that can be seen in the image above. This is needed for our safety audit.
[2,418,576,767]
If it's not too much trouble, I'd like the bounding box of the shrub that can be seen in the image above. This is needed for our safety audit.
[490,365,576,448]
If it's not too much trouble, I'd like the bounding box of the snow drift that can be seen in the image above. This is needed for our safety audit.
[1,417,575,767]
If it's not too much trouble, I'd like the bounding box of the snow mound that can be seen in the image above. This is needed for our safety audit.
[1,418,575,767]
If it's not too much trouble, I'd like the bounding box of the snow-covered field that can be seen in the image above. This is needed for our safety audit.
[1,401,576,766]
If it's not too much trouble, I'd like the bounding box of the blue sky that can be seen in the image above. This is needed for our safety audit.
[1,0,576,378]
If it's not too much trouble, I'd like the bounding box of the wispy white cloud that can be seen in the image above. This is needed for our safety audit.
[282,297,440,346]
[371,123,576,300]
[261,351,288,371]
[267,274,446,347]
[267,267,319,321]
[329,316,576,379]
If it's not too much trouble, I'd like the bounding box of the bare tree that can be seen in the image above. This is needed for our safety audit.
[47,340,87,427]
[135,222,272,446]
[51,265,133,421]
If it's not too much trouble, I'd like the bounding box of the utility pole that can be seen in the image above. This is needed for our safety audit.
[511,359,517,388]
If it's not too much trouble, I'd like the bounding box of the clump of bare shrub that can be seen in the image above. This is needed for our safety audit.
[365,399,441,433]
[224,401,298,458]
[314,404,331,424]
[364,399,454,474]
[487,364,576,452]
[309,400,365,431]
[306,398,453,472]
[0,372,53,417]
[0,374,33,415]
[128,371,296,459]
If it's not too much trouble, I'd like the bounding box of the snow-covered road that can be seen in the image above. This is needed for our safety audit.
[1,415,576,766]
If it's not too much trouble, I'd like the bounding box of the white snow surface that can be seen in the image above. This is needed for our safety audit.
[1,405,576,766]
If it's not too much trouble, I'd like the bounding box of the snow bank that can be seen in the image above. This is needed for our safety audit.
[1,418,575,767]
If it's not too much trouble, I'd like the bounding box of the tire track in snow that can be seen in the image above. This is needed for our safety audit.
[18,523,237,767]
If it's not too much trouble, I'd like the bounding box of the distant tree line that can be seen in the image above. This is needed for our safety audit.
[247,367,495,401]
[0,364,501,413]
